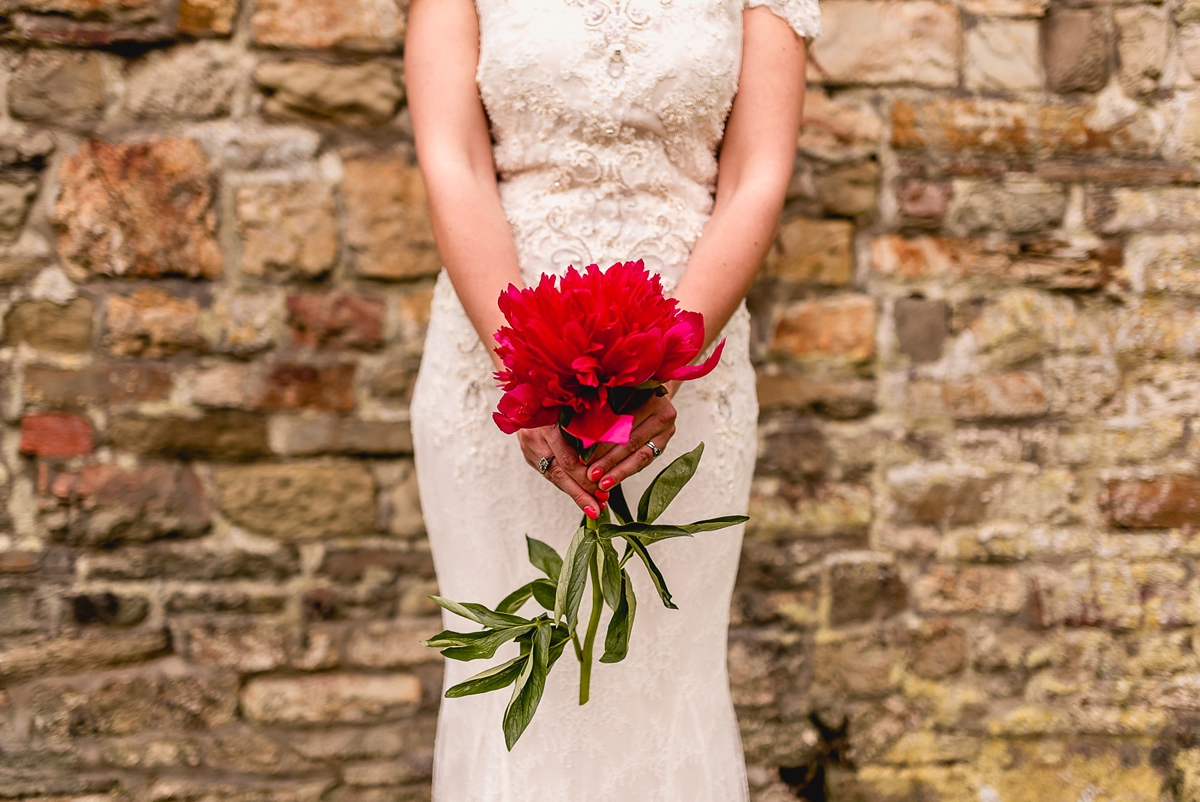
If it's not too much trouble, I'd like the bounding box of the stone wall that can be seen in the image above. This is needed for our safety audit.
[1,0,1199,800]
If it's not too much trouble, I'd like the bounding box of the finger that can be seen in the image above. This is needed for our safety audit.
[545,461,603,518]
[589,405,673,487]
[545,427,600,492]
[602,426,675,488]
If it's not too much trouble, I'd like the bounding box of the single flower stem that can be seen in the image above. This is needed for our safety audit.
[579,518,603,706]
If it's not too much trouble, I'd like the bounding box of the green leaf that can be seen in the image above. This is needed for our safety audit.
[598,539,622,610]
[563,535,596,628]
[526,536,563,581]
[621,535,677,609]
[608,484,634,525]
[442,624,535,661]
[637,442,705,523]
[675,515,749,534]
[503,623,551,750]
[553,526,588,623]
[531,578,557,610]
[445,655,526,698]
[496,583,534,615]
[423,629,487,649]
[597,522,691,544]
[600,570,637,664]
[429,597,530,630]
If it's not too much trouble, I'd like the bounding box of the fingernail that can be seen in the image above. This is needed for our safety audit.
[595,489,610,502]
[599,476,616,491]
[599,502,607,512]
[589,466,603,482]
[584,506,599,520]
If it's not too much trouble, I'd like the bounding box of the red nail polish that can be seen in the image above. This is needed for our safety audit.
[595,489,610,502]
[599,476,616,491]
[599,502,607,513]
[584,506,598,520]
[589,466,603,482]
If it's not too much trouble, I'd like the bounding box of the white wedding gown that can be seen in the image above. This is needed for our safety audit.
[410,1,820,799]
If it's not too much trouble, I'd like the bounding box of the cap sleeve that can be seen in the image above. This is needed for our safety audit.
[744,0,821,44]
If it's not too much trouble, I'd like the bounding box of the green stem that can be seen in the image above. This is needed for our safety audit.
[579,519,603,706]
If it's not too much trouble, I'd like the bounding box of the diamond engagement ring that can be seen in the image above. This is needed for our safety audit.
[645,440,662,459]
[538,455,555,475]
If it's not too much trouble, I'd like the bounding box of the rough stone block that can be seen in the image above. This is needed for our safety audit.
[893,297,947,364]
[755,372,876,419]
[772,295,876,363]
[257,363,357,413]
[55,139,222,280]
[965,20,1043,91]
[104,289,201,358]
[386,460,424,537]
[214,461,377,540]
[0,629,168,684]
[343,620,442,668]
[179,0,239,36]
[1103,477,1200,530]
[70,592,149,626]
[813,161,879,219]
[8,50,107,129]
[887,463,998,527]
[24,363,172,405]
[201,289,284,356]
[797,90,884,162]
[123,42,240,120]
[811,1,960,87]
[38,462,211,547]
[1097,188,1200,234]
[827,557,907,626]
[945,178,1067,236]
[763,217,852,286]
[897,179,952,226]
[0,588,40,635]
[19,413,94,458]
[1041,9,1111,93]
[909,373,1049,421]
[269,415,414,457]
[178,618,289,672]
[1181,25,1200,81]
[251,0,406,52]
[236,181,338,281]
[813,636,903,699]
[109,411,271,460]
[1115,6,1168,98]
[913,565,1026,615]
[255,60,403,126]
[0,179,39,242]
[241,673,421,725]
[1111,301,1200,360]
[5,298,94,353]
[84,539,298,582]
[343,155,440,281]
[287,292,385,350]
[1029,561,1191,629]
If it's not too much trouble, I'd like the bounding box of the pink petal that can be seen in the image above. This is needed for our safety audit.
[663,338,726,382]
[563,404,635,449]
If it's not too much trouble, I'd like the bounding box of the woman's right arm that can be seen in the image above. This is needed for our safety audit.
[406,0,521,367]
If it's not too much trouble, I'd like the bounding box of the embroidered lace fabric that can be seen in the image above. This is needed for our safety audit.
[410,1,819,799]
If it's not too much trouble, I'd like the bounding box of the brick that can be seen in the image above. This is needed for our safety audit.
[287,292,385,350]
[8,51,107,129]
[1115,7,1168,98]
[178,618,289,672]
[202,290,283,356]
[1126,235,1200,296]
[797,90,884,162]
[214,462,377,540]
[1182,25,1200,82]
[893,297,947,364]
[813,636,903,699]
[258,363,357,413]
[892,98,1160,160]
[909,373,1049,421]
[343,619,441,668]
[26,662,237,739]
[1111,301,1200,360]
[386,460,423,537]
[183,362,264,408]
[772,295,876,362]
[236,181,338,281]
[1100,188,1200,234]
[19,413,94,458]
[318,546,433,583]
[104,289,201,357]
[763,217,852,286]
[123,42,240,120]
[241,673,421,725]
[828,557,907,626]
[897,179,952,226]
[811,1,960,87]
[370,360,421,405]
[343,155,439,281]
[5,298,94,352]
[39,463,211,547]
[270,415,414,457]
[84,539,298,582]
[1029,561,1190,629]
[251,0,406,52]
[945,178,1067,236]
[70,592,149,626]
[874,235,1111,290]
[145,779,333,802]
[813,161,879,218]
[0,589,40,635]
[1043,356,1121,417]
[910,626,967,679]
[109,411,270,460]
[179,0,239,36]
[255,60,403,126]
[0,179,38,242]
[756,372,876,419]
[55,139,222,280]
[913,565,1026,615]
[756,419,830,483]
[1103,477,1200,530]
[0,629,168,684]
[887,463,998,526]
[965,20,1043,92]
[287,721,435,761]
[24,363,172,405]
[1042,9,1111,93]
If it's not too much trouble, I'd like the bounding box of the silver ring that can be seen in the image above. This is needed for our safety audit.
[645,440,662,459]
[538,455,555,475]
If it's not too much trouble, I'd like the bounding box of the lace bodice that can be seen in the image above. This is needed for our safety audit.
[475,0,820,285]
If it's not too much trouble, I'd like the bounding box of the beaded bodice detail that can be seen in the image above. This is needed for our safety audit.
[475,0,820,286]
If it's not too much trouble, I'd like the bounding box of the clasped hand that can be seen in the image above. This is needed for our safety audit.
[518,390,678,518]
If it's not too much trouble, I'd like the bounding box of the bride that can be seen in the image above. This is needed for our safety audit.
[406,0,818,799]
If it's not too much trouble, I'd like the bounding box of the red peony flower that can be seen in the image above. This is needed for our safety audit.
[492,260,725,449]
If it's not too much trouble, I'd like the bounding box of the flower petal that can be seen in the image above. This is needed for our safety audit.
[662,338,725,382]
[562,403,635,449]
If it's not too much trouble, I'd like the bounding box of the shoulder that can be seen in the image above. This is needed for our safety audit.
[743,0,821,44]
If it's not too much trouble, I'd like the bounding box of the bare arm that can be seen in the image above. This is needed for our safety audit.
[406,0,520,369]
[670,8,808,353]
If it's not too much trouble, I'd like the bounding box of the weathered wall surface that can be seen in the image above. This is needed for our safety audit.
[1,0,1199,800]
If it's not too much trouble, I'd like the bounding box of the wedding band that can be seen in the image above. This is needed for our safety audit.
[538,455,555,475]
[645,441,662,459]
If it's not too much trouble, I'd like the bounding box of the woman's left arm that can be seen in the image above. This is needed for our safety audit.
[670,7,808,351]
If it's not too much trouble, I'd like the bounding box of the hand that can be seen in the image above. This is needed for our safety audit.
[519,425,605,519]
[585,392,678,493]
